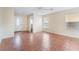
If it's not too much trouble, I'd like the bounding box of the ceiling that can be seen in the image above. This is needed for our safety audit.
[15,7,74,15]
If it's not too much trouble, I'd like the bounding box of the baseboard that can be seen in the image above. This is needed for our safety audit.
[14,31,30,33]
[0,34,14,43]
[57,33,79,39]
[44,31,79,39]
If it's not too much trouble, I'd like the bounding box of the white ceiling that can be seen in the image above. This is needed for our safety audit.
[15,7,74,15]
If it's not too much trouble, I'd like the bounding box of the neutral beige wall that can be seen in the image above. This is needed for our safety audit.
[23,16,29,31]
[0,8,15,40]
[43,8,79,38]
[28,15,33,32]
[66,14,79,22]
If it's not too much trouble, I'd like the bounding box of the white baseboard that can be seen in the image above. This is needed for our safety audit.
[43,30,79,39]
[52,32,79,39]
[58,33,79,39]
[0,34,14,40]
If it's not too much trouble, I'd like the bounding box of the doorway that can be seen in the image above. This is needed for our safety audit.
[29,16,33,32]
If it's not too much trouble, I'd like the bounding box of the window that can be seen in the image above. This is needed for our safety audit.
[16,17,20,26]
[16,16,22,26]
[43,17,48,29]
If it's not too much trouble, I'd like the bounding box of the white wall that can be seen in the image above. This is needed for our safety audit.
[33,13,43,33]
[0,8,15,40]
[43,8,79,38]
[0,8,5,39]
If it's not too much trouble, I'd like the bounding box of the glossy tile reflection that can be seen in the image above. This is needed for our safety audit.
[0,32,79,51]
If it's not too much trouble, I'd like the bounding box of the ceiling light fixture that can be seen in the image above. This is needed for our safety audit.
[38,7,53,11]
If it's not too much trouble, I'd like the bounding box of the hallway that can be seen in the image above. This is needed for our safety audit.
[0,32,79,51]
